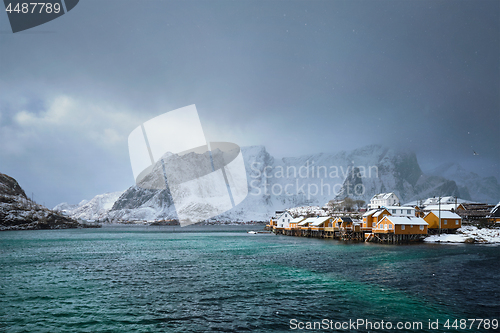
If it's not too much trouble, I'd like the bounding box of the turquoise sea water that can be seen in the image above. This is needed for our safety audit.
[1,225,499,332]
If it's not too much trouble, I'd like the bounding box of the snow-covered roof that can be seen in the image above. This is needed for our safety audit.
[371,192,397,200]
[425,211,461,219]
[423,204,463,211]
[373,209,389,217]
[290,216,306,223]
[362,209,378,217]
[439,196,457,204]
[298,217,318,226]
[402,201,420,207]
[422,198,438,205]
[310,216,332,226]
[488,202,500,218]
[381,216,428,225]
[276,210,291,219]
[438,197,470,204]
[421,197,470,206]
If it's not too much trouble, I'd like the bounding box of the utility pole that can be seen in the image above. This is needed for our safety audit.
[438,195,441,234]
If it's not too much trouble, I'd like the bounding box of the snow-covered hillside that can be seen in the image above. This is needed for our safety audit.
[1,172,80,230]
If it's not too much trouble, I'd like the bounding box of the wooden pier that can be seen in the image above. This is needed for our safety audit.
[273,227,426,243]
[369,233,426,244]
[273,226,366,242]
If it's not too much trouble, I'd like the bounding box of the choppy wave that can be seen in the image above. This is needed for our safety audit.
[1,225,499,332]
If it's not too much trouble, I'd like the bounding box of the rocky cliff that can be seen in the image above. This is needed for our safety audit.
[0,172,82,230]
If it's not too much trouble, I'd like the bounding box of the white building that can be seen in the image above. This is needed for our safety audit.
[422,197,439,206]
[275,210,293,228]
[439,196,459,205]
[368,192,400,209]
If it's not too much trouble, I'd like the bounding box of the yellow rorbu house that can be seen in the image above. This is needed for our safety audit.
[362,208,391,230]
[362,209,378,230]
[288,217,306,230]
[334,217,356,230]
[267,217,277,229]
[372,216,428,242]
[298,217,317,230]
[423,211,462,230]
[310,216,334,231]
[372,209,390,224]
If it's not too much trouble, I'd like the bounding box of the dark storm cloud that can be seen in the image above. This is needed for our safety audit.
[0,0,498,206]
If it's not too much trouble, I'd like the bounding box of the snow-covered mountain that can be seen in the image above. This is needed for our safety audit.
[428,162,500,204]
[54,191,124,221]
[57,145,499,222]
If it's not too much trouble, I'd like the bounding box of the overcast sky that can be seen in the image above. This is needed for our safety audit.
[0,0,498,207]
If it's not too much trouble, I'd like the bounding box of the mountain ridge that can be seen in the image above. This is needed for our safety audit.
[55,145,500,222]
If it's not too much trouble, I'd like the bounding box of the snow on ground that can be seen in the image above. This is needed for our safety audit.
[424,226,500,244]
